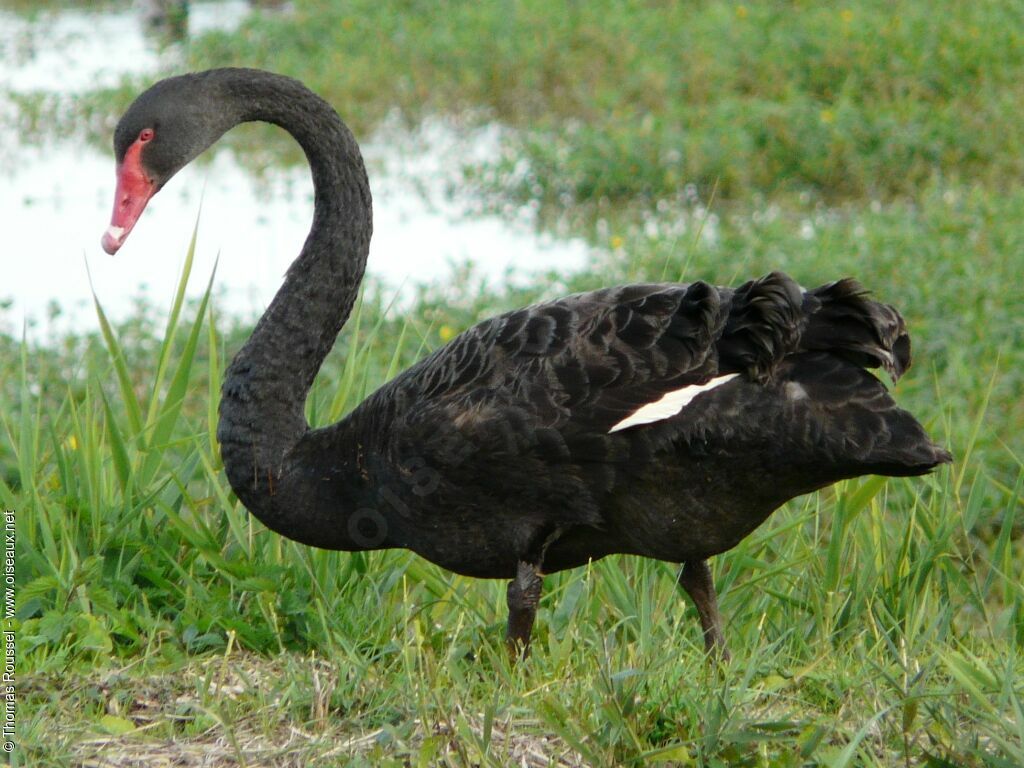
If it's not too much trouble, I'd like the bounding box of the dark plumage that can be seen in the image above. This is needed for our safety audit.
[102,68,951,658]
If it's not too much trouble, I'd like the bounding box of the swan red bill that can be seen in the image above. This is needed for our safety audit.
[101,139,156,255]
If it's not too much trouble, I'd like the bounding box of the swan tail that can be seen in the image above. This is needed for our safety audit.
[784,353,952,478]
[861,409,954,476]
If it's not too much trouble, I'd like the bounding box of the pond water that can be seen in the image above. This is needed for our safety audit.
[0,1,588,337]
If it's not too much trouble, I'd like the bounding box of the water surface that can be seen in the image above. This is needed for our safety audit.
[0,1,587,336]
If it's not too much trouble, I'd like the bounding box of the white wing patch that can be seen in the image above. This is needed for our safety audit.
[608,373,739,433]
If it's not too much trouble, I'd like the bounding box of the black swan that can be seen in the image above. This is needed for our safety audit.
[101,69,951,658]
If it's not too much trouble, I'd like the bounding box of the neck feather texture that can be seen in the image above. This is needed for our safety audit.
[213,70,372,534]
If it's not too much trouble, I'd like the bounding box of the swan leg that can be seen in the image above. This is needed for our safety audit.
[677,559,730,660]
[506,560,543,660]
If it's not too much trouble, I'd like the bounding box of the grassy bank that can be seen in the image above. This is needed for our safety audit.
[8,193,1023,764]
[184,0,1024,202]
[5,0,1024,765]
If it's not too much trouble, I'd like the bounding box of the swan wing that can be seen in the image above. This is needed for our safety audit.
[379,273,912,526]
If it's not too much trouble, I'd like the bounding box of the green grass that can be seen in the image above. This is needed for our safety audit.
[181,0,1024,202]
[7,194,1023,765]
[4,0,1024,765]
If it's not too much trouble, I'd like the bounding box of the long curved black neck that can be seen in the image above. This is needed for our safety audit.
[213,70,372,537]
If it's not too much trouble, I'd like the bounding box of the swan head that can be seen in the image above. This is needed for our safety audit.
[101,72,237,254]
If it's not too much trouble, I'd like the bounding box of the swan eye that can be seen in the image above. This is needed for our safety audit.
[139,128,154,142]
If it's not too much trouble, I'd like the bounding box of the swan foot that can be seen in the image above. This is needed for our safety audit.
[678,559,730,661]
[506,561,543,660]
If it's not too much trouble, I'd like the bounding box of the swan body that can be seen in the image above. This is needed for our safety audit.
[102,69,951,656]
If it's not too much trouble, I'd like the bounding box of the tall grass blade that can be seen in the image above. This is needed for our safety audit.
[145,208,201,429]
[88,276,143,437]
[140,266,216,486]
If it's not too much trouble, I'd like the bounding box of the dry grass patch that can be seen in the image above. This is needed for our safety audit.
[29,651,585,767]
